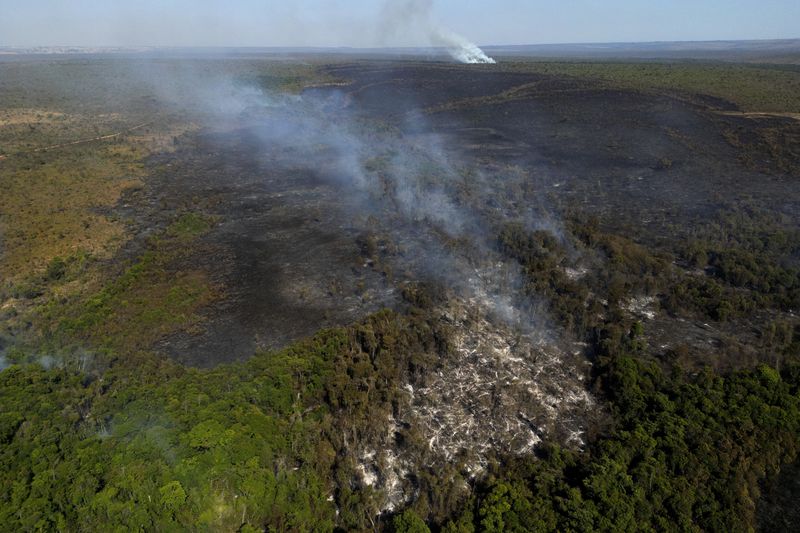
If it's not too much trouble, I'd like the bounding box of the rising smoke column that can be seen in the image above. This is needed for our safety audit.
[380,0,496,64]
[430,27,496,64]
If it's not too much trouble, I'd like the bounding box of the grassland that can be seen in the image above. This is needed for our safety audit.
[0,69,210,357]
[34,212,219,354]
[0,108,196,274]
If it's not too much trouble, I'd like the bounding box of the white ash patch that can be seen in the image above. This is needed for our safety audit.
[356,292,594,513]
[356,264,594,513]
[563,266,589,281]
[356,417,415,513]
[357,451,378,487]
[380,443,412,512]
[623,295,657,320]
[358,464,378,487]
[409,296,592,471]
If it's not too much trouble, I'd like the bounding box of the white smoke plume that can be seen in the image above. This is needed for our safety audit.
[430,27,496,64]
[380,0,496,64]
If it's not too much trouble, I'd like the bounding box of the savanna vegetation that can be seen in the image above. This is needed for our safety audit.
[508,61,800,114]
[1,56,799,532]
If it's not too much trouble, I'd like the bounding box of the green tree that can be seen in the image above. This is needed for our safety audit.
[393,509,431,533]
[159,481,187,511]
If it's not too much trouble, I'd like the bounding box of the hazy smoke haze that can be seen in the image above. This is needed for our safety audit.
[2,1,795,49]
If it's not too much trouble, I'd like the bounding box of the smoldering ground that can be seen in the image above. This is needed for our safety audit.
[103,59,594,512]
[0,53,594,512]
[113,59,567,349]
[115,57,800,509]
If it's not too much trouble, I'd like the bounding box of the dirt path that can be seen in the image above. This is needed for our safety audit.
[0,121,153,160]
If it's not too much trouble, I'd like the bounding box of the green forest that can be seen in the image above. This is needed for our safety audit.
[3,311,799,531]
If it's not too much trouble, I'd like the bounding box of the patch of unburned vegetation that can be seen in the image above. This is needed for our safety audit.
[0,115,196,280]
[41,212,219,353]
[0,149,139,280]
[506,61,800,113]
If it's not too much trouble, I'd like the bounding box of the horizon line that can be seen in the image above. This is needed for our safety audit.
[1,37,799,51]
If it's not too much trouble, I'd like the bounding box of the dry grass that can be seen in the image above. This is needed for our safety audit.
[0,107,209,355]
[0,112,196,282]
[0,108,67,126]
[0,148,137,280]
[0,108,130,155]
[25,211,221,354]
[0,58,325,354]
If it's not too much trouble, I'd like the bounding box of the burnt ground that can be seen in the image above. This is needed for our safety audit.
[758,459,800,532]
[123,61,800,367]
[328,62,800,228]
[325,62,800,365]
[126,127,398,366]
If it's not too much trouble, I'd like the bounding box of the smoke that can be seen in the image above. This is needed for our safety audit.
[6,56,559,345]
[4,57,595,515]
[380,0,496,64]
[0,350,92,372]
[430,27,497,64]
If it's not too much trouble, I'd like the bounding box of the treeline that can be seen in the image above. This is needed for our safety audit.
[0,333,344,531]
[3,306,800,531]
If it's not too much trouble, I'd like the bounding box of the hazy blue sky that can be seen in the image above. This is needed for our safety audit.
[1,0,798,48]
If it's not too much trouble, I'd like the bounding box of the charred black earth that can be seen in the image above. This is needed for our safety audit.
[139,127,398,366]
[131,61,800,368]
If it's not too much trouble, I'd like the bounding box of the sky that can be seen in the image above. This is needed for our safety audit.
[0,0,798,48]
